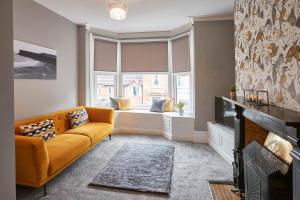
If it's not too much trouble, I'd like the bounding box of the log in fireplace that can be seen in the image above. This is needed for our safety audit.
[221,96,300,200]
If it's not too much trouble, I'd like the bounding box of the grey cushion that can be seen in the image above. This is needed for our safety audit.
[150,99,166,113]
[110,97,119,110]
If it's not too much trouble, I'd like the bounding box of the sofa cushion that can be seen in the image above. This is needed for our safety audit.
[52,106,86,134]
[20,119,56,141]
[64,122,113,144]
[15,106,86,135]
[68,108,89,129]
[46,134,91,175]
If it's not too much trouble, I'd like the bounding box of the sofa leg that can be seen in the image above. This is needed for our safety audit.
[109,134,112,140]
[43,184,47,196]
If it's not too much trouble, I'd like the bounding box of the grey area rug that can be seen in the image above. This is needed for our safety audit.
[89,143,174,194]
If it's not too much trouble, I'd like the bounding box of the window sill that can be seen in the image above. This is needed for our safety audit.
[115,109,194,118]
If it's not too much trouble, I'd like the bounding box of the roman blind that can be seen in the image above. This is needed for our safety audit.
[172,36,190,72]
[121,42,168,72]
[94,39,117,72]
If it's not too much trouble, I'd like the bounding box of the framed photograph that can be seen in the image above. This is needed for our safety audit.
[14,40,57,80]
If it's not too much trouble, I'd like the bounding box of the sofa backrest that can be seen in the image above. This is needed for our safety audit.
[15,106,85,135]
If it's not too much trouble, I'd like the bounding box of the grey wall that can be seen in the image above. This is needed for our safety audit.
[0,0,16,199]
[13,0,78,120]
[194,20,235,131]
[78,25,91,106]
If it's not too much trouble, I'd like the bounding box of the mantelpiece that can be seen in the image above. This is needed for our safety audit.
[222,96,300,199]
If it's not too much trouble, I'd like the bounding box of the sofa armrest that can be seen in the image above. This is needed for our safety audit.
[15,135,49,186]
[84,107,115,125]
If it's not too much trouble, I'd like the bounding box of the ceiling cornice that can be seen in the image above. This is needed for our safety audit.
[118,31,171,39]
[192,15,234,22]
[87,14,233,40]
[171,23,193,37]
[88,27,119,39]
[89,22,193,40]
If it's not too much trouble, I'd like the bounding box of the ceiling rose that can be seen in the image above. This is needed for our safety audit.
[108,0,128,21]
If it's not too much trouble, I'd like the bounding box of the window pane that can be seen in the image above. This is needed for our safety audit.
[176,75,191,110]
[95,74,116,107]
[123,74,168,107]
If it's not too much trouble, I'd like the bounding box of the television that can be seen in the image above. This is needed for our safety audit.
[215,97,235,129]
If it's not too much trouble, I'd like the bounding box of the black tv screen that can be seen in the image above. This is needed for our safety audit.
[215,97,235,129]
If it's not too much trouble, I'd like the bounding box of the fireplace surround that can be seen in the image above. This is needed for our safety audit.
[221,96,300,200]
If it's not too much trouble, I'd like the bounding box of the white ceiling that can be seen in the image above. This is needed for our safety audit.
[34,0,234,33]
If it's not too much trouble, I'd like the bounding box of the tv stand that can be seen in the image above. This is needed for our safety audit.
[207,121,234,164]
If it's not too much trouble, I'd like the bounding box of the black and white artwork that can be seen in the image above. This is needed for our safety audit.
[14,40,57,80]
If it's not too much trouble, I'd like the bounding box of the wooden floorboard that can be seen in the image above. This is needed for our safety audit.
[209,183,241,200]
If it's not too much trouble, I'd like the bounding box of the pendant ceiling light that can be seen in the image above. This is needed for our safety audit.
[108,0,128,21]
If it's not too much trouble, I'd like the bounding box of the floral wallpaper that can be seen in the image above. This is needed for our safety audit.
[235,0,300,111]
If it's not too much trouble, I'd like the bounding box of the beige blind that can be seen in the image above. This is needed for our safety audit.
[172,36,190,72]
[94,39,117,72]
[121,42,168,72]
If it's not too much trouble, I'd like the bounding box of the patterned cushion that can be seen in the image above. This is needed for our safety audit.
[20,119,56,141]
[68,108,89,129]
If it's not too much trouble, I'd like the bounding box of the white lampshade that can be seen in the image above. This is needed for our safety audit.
[108,0,128,21]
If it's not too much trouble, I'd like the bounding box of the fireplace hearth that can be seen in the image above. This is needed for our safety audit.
[220,96,300,200]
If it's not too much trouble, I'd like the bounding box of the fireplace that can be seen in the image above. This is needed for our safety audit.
[243,141,292,200]
[240,119,294,200]
[220,96,300,200]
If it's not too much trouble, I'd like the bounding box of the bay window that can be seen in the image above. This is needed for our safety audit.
[92,33,193,113]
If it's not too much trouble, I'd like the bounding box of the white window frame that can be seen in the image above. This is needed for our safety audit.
[173,72,193,113]
[93,71,118,107]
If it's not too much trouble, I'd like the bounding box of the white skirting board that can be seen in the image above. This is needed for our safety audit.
[193,131,209,143]
[112,128,162,136]
[113,128,208,143]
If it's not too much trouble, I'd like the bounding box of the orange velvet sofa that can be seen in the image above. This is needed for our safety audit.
[15,106,114,188]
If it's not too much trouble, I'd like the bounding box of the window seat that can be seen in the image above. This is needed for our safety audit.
[113,109,195,142]
[116,109,193,117]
